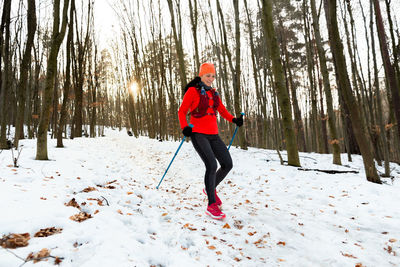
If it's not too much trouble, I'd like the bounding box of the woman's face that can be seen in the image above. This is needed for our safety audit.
[201,73,215,87]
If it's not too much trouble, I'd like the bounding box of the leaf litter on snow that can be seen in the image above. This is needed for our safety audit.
[1,129,400,266]
[0,233,30,248]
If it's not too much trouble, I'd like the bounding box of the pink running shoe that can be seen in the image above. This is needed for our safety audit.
[203,188,222,207]
[205,203,226,220]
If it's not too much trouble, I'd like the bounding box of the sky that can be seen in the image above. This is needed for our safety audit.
[93,0,121,50]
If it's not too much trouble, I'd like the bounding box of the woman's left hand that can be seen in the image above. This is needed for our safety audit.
[232,116,243,127]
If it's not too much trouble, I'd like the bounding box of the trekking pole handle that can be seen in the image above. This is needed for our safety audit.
[228,112,245,150]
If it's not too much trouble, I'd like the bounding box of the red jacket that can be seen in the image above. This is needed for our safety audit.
[178,87,234,135]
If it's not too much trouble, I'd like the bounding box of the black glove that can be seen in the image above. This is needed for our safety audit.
[182,126,193,137]
[232,116,243,127]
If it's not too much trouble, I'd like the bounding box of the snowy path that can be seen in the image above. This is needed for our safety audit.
[1,129,399,266]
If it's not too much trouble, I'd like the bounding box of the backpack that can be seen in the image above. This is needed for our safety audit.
[189,83,220,118]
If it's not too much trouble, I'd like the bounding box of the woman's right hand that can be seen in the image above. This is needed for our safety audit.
[182,126,193,137]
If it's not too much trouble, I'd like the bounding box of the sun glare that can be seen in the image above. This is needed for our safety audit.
[129,81,139,96]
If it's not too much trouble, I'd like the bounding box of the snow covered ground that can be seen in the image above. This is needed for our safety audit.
[0,128,399,266]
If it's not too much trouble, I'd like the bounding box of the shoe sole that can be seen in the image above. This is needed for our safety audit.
[205,211,226,220]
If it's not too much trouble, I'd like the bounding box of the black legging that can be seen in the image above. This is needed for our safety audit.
[191,133,233,205]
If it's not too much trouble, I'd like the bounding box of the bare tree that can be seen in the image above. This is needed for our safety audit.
[0,0,12,149]
[56,0,74,147]
[14,0,37,147]
[373,0,400,142]
[261,0,300,167]
[324,0,380,183]
[310,0,341,164]
[36,0,70,160]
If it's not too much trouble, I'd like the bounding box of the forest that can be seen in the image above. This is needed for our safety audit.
[0,0,399,184]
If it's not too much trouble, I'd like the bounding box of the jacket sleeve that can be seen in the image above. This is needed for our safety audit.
[217,99,235,123]
[178,88,195,129]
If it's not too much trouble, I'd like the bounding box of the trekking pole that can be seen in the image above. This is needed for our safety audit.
[156,124,193,189]
[228,112,245,151]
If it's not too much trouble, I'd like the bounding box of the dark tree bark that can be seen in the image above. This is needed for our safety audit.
[14,0,37,147]
[303,2,323,153]
[57,0,74,147]
[325,0,380,183]
[310,0,341,164]
[232,0,247,149]
[36,0,70,160]
[188,0,199,69]
[278,17,307,152]
[0,0,12,149]
[262,0,300,167]
[72,1,91,138]
[373,0,400,142]
[166,0,187,92]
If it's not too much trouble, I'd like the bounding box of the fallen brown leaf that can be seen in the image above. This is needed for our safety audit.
[0,233,30,248]
[54,257,63,265]
[341,252,357,258]
[233,220,243,230]
[65,198,80,209]
[34,227,62,237]
[384,245,396,255]
[82,186,97,193]
[183,223,197,231]
[26,248,50,263]
[70,212,92,222]
[223,223,231,229]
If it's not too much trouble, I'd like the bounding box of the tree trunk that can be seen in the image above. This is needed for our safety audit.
[325,0,380,183]
[262,0,300,167]
[57,0,74,147]
[0,0,12,149]
[373,0,400,142]
[279,17,307,152]
[166,0,187,93]
[371,0,390,176]
[244,0,268,149]
[188,0,199,69]
[14,0,36,147]
[310,0,341,164]
[232,0,247,149]
[303,2,323,153]
[72,1,91,138]
[36,0,70,160]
